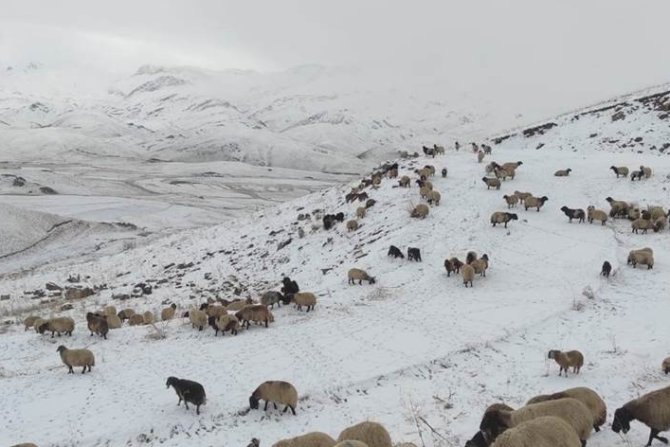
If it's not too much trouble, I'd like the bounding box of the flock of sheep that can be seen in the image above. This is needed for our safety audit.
[10,138,670,447]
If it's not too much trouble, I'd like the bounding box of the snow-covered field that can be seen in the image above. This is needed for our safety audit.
[2,81,670,446]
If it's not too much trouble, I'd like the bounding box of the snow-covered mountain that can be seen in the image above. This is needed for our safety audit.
[1,83,669,446]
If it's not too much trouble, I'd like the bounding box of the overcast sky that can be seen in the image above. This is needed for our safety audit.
[1,0,669,111]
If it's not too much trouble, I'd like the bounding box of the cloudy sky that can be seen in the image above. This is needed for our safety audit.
[1,0,669,112]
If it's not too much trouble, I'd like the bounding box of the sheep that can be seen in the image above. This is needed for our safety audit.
[57,345,94,374]
[489,416,582,447]
[249,380,298,415]
[586,206,608,225]
[471,254,489,277]
[209,313,239,336]
[410,204,429,219]
[419,185,432,199]
[554,168,572,177]
[407,247,422,262]
[479,397,593,446]
[601,261,612,278]
[478,150,485,163]
[129,314,145,326]
[417,168,431,179]
[629,206,641,221]
[524,196,548,211]
[103,305,117,317]
[612,384,670,446]
[189,309,208,331]
[23,315,40,331]
[628,247,654,269]
[526,387,607,432]
[398,176,411,187]
[514,191,533,203]
[547,350,584,377]
[10,444,39,447]
[441,168,447,178]
[365,199,376,209]
[387,168,398,178]
[494,167,514,180]
[605,197,630,218]
[388,245,404,259]
[337,421,392,447]
[143,311,155,325]
[490,212,518,228]
[348,268,376,285]
[335,441,369,447]
[462,264,475,287]
[503,194,519,208]
[161,303,177,321]
[347,220,359,232]
[631,170,644,181]
[227,298,255,311]
[641,165,652,178]
[117,308,135,321]
[465,403,516,447]
[273,432,337,447]
[292,292,317,312]
[426,190,441,206]
[610,165,629,178]
[560,206,585,223]
[648,206,668,221]
[466,251,478,264]
[261,291,284,309]
[502,161,523,171]
[434,144,445,155]
[356,207,367,219]
[482,177,501,190]
[663,357,670,374]
[40,317,75,338]
[235,305,273,328]
[166,376,206,415]
[632,217,653,234]
[86,312,109,339]
[485,161,501,173]
[200,303,228,318]
[33,318,45,334]
[424,165,436,176]
[444,257,464,276]
[106,313,122,329]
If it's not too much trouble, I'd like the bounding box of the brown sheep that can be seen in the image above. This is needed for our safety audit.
[398,176,411,187]
[491,212,518,228]
[554,168,572,177]
[235,305,273,328]
[337,421,392,447]
[426,190,441,206]
[586,206,608,225]
[627,247,654,269]
[514,191,532,203]
[410,204,429,219]
[471,254,489,277]
[292,292,317,312]
[524,195,549,211]
[444,257,464,277]
[249,381,298,415]
[346,220,359,231]
[161,303,177,321]
[356,207,367,218]
[462,264,475,287]
[482,177,501,190]
[348,268,376,285]
[548,350,584,377]
[526,386,607,432]
[503,194,519,208]
[610,165,629,178]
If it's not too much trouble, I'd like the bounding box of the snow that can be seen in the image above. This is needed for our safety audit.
[1,80,670,446]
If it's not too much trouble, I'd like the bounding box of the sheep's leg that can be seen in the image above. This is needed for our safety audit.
[264,319,268,328]
[196,405,200,415]
[81,366,86,374]
[273,402,278,410]
[68,366,73,374]
[263,401,269,411]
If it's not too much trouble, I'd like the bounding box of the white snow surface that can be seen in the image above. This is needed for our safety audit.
[1,85,670,446]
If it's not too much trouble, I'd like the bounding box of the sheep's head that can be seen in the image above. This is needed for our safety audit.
[479,410,507,442]
[547,350,560,359]
[566,168,572,173]
[166,376,178,389]
[560,206,569,213]
[610,166,617,172]
[612,407,633,433]
[249,394,260,410]
[56,345,67,354]
[465,430,489,447]
[508,213,518,221]
[369,277,376,284]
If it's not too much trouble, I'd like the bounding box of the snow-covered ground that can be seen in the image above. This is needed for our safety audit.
[2,81,670,446]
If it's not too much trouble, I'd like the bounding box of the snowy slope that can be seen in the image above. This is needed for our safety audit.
[1,79,670,447]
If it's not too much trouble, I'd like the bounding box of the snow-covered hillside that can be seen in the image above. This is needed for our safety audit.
[1,82,670,446]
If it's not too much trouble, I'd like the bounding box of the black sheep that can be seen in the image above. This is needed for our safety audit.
[441,168,447,178]
[365,199,376,209]
[323,215,336,230]
[166,376,206,415]
[601,261,612,278]
[387,245,404,259]
[334,212,345,222]
[560,206,586,223]
[408,247,422,262]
